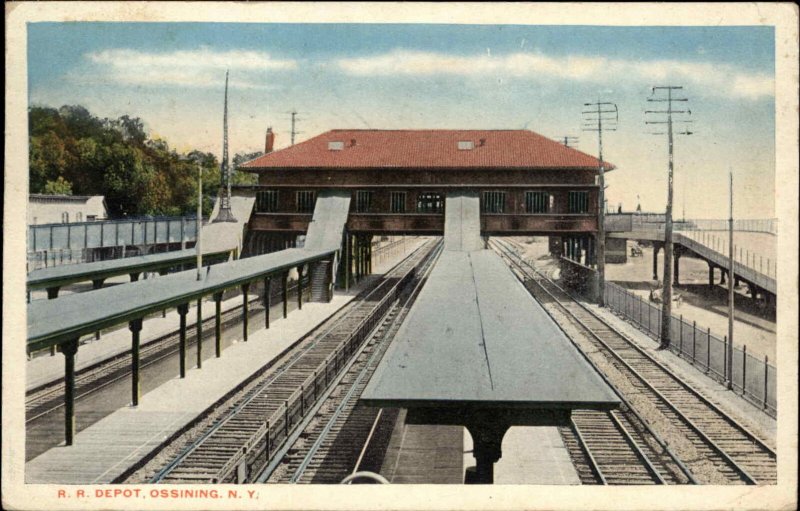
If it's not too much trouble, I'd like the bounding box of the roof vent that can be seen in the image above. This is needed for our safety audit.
[457,140,475,150]
[328,141,345,151]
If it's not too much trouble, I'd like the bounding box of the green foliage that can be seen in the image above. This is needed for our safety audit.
[42,176,73,195]
[28,105,257,218]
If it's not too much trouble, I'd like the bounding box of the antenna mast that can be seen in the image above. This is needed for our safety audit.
[214,70,237,223]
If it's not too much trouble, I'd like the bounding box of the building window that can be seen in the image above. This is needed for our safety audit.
[525,191,550,214]
[256,190,279,213]
[482,191,506,213]
[416,192,443,214]
[76,212,83,222]
[355,190,373,213]
[87,215,97,222]
[390,191,407,213]
[568,191,590,213]
[296,191,316,213]
[62,212,69,223]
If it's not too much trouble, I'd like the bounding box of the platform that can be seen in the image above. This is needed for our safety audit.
[25,292,359,483]
[361,249,619,482]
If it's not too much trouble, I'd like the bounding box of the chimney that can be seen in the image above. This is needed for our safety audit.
[265,127,275,153]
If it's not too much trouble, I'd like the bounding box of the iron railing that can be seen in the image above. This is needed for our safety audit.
[604,282,776,417]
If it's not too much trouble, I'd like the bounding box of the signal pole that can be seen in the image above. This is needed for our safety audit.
[645,86,693,349]
[583,101,618,307]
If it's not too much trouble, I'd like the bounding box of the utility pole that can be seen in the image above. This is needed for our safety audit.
[645,86,693,349]
[727,171,734,388]
[289,110,304,146]
[214,70,236,223]
[555,135,579,148]
[583,101,618,307]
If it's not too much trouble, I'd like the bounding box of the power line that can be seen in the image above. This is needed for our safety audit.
[582,101,618,307]
[645,85,693,349]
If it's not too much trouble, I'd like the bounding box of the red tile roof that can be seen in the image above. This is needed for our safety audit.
[240,129,614,171]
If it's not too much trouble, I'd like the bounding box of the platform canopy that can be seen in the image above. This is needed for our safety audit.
[361,248,618,483]
[27,248,335,351]
[361,249,618,412]
[27,248,233,291]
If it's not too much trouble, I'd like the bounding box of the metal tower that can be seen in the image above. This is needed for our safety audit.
[214,70,237,223]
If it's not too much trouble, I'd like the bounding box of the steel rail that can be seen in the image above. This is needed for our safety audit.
[148,239,436,483]
[494,238,697,485]
[284,243,441,483]
[493,238,774,485]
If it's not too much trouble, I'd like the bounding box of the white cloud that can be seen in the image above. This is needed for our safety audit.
[83,47,297,88]
[335,49,773,100]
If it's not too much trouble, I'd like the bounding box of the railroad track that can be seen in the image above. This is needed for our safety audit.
[263,240,439,484]
[492,237,777,485]
[148,239,440,484]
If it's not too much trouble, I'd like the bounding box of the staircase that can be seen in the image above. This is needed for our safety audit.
[309,260,331,302]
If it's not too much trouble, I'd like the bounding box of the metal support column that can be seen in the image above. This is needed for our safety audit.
[297,266,304,310]
[242,283,250,342]
[709,264,715,288]
[282,272,289,318]
[673,251,680,286]
[177,303,189,378]
[62,339,80,445]
[129,318,143,406]
[130,272,140,282]
[214,292,223,358]
[465,422,510,485]
[264,277,271,329]
[196,298,203,368]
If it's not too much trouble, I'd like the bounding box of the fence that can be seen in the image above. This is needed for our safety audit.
[678,231,776,280]
[28,216,200,253]
[604,214,778,236]
[604,282,776,416]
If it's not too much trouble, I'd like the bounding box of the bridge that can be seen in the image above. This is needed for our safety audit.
[604,213,776,303]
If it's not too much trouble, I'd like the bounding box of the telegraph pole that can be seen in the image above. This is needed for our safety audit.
[555,135,579,148]
[645,86,693,349]
[727,171,734,388]
[290,110,304,146]
[583,101,618,307]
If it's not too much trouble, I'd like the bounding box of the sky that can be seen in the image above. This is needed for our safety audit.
[27,23,776,219]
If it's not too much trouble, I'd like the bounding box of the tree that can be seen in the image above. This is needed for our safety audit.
[232,151,261,185]
[43,176,73,195]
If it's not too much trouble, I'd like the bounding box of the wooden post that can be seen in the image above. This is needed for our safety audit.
[62,339,80,445]
[214,292,223,358]
[178,304,189,378]
[129,319,143,406]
